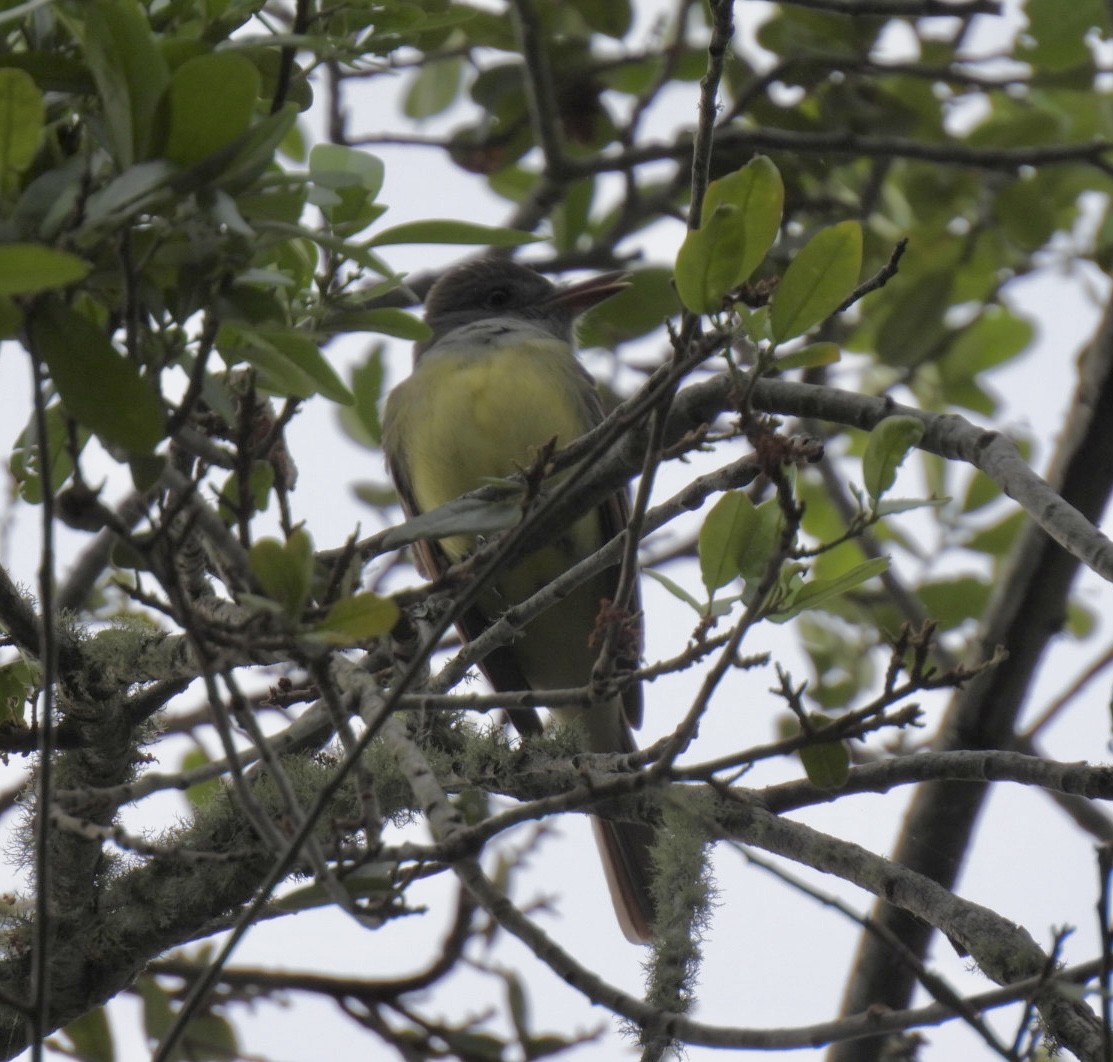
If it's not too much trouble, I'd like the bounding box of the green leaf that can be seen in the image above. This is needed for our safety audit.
[9,403,88,503]
[176,1014,238,1061]
[0,657,34,725]
[577,267,680,348]
[487,164,538,203]
[339,346,384,447]
[675,156,784,314]
[81,160,178,230]
[964,509,1025,557]
[352,480,398,508]
[439,1031,505,1060]
[917,576,991,630]
[567,0,632,37]
[314,592,400,644]
[263,333,353,405]
[1020,0,1108,71]
[404,54,464,118]
[0,67,43,189]
[54,1005,114,1062]
[366,219,542,248]
[129,453,165,493]
[181,749,220,809]
[737,497,785,582]
[218,325,354,404]
[862,415,925,502]
[77,0,170,166]
[309,143,385,235]
[504,969,530,1043]
[0,295,21,337]
[137,976,175,1041]
[218,461,274,522]
[642,567,704,615]
[770,220,862,342]
[675,209,741,315]
[30,301,164,454]
[310,143,384,196]
[940,307,1034,381]
[1067,599,1097,639]
[213,102,298,192]
[324,307,429,340]
[161,53,261,167]
[551,176,594,255]
[772,341,841,371]
[702,156,784,274]
[248,530,314,618]
[962,470,1000,513]
[737,304,771,344]
[772,557,889,621]
[699,491,755,593]
[254,218,391,272]
[797,716,851,789]
[874,271,953,367]
[0,48,91,93]
[274,866,395,912]
[872,496,948,517]
[0,244,90,295]
[525,1035,580,1059]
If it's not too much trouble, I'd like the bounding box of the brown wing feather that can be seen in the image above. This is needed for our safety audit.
[595,488,643,730]
[386,446,545,736]
[570,360,643,731]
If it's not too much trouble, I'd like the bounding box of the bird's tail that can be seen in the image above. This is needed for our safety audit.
[592,814,657,944]
[586,713,657,944]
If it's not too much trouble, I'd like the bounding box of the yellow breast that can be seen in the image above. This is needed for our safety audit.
[397,336,590,517]
[384,327,613,697]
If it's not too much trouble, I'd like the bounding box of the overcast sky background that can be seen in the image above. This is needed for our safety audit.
[2,0,1112,1059]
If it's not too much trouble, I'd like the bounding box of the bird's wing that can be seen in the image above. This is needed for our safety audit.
[385,441,545,736]
[597,487,644,732]
[571,362,644,732]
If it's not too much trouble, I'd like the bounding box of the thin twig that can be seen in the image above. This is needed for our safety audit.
[28,351,56,1062]
[688,0,735,229]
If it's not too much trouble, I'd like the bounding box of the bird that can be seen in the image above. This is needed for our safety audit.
[381,258,656,943]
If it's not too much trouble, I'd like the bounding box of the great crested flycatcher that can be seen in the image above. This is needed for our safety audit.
[382,259,655,943]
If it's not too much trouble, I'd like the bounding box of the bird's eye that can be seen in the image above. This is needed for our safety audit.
[484,287,512,310]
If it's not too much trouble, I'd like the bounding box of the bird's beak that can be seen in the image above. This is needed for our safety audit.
[544,271,631,317]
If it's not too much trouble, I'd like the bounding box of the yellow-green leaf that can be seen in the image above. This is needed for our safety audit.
[29,300,164,453]
[771,220,862,342]
[315,592,400,644]
[0,658,34,725]
[218,324,354,405]
[798,716,851,789]
[736,497,784,582]
[862,415,924,502]
[366,220,541,247]
[162,53,260,167]
[701,155,783,284]
[339,345,384,448]
[675,156,783,314]
[181,748,220,809]
[79,0,170,166]
[0,68,43,187]
[772,557,889,622]
[699,491,755,594]
[0,244,90,295]
[248,530,314,618]
[54,1005,114,1062]
[404,55,464,119]
[773,341,841,372]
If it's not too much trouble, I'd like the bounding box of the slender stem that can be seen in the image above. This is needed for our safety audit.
[688,0,735,229]
[28,352,56,1060]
